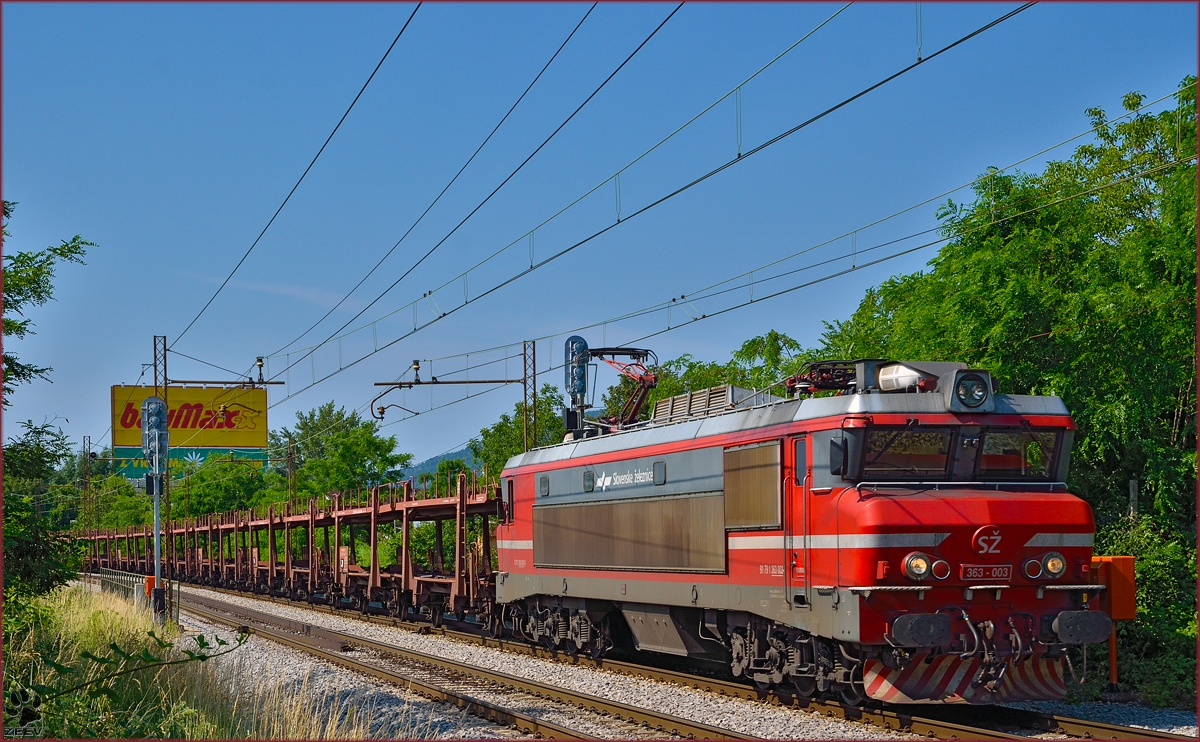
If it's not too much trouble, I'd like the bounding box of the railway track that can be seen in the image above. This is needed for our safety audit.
[178,591,761,740]
[92,574,1191,741]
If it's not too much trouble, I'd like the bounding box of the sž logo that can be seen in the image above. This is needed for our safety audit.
[972,525,1003,556]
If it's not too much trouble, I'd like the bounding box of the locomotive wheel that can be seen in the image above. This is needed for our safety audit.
[790,676,817,698]
[729,632,749,678]
[839,664,865,706]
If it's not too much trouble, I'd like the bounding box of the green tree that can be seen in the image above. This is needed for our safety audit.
[297,420,411,496]
[3,422,80,596]
[1,201,94,403]
[601,331,810,421]
[173,458,267,517]
[818,79,1196,706]
[468,384,565,477]
[266,401,365,475]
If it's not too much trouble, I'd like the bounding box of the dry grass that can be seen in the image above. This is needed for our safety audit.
[4,583,452,739]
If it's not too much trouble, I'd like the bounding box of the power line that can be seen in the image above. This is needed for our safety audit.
[263,2,1034,407]
[171,3,423,349]
[402,80,1195,372]
[370,154,1196,435]
[166,349,248,379]
[266,2,685,386]
[261,3,850,367]
[270,3,598,357]
[168,76,1193,394]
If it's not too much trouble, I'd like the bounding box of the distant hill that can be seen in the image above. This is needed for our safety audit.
[406,446,480,479]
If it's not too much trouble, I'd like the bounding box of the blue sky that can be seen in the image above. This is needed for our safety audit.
[3,2,1196,462]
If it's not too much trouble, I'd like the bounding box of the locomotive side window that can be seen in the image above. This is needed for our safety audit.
[724,441,781,529]
[539,475,549,497]
[976,428,1060,479]
[861,427,953,480]
[653,461,666,485]
[583,470,595,492]
[506,478,515,522]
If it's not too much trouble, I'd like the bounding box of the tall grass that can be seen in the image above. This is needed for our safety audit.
[3,584,444,738]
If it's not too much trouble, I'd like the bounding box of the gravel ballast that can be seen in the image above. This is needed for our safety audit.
[182,586,918,739]
[1006,700,1197,737]
[181,609,518,739]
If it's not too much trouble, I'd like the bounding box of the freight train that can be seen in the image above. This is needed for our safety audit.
[81,347,1113,706]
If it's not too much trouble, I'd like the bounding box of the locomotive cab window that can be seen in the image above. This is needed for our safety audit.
[538,475,549,497]
[506,478,515,522]
[724,442,781,529]
[861,427,953,480]
[976,428,1061,480]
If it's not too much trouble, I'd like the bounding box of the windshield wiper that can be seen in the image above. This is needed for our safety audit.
[865,419,918,466]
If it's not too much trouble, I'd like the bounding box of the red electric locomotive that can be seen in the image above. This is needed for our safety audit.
[495,343,1110,705]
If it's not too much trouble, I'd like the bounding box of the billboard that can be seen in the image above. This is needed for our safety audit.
[111,385,268,449]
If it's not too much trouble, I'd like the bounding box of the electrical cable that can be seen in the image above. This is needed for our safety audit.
[261,3,849,366]
[178,76,1193,395]
[270,3,598,357]
[171,3,422,349]
[166,349,249,379]
[263,2,1035,407]
[367,153,1195,432]
[269,77,1192,370]
[266,3,685,384]
[399,80,1196,373]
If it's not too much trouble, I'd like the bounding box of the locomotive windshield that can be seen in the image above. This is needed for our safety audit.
[975,428,1060,480]
[854,425,1064,482]
[861,427,954,479]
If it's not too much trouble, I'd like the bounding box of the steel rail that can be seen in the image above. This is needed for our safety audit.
[180,591,758,740]
[175,585,1016,740]
[178,599,594,740]
[130,576,1191,742]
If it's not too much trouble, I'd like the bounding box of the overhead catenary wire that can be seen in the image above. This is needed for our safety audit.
[266,2,685,385]
[367,153,1196,439]
[269,3,599,357]
[368,149,1195,433]
[389,80,1195,374]
[261,3,849,367]
[262,2,1035,407]
[159,77,1192,394]
[170,3,422,349]
[166,349,250,380]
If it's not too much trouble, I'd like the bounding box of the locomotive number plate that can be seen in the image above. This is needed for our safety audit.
[959,563,1012,581]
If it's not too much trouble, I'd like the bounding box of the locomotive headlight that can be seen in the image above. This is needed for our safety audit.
[1042,552,1066,578]
[904,552,932,580]
[955,373,989,408]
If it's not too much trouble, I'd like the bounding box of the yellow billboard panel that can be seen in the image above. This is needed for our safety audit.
[112,386,268,448]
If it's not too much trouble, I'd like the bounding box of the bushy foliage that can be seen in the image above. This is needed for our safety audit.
[4,422,82,596]
[468,384,566,477]
[601,330,817,421]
